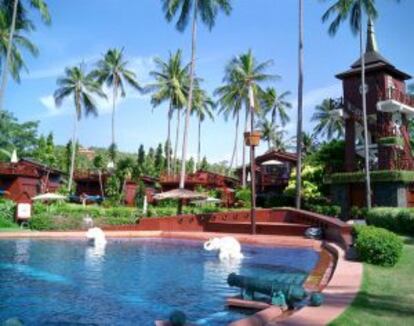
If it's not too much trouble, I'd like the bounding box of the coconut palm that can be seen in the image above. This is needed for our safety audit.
[161,0,232,189]
[0,0,50,110]
[93,48,143,159]
[301,132,318,155]
[92,154,106,198]
[224,50,278,186]
[320,0,400,208]
[215,75,244,173]
[312,98,345,139]
[147,50,189,175]
[54,65,106,192]
[296,0,304,209]
[256,117,278,149]
[223,50,278,234]
[191,85,215,169]
[261,87,291,127]
[0,10,37,83]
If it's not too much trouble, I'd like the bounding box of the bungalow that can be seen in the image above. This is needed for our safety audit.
[236,149,297,204]
[0,158,64,202]
[74,171,158,206]
[159,170,240,206]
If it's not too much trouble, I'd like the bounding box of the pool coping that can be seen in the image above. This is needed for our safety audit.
[0,231,363,326]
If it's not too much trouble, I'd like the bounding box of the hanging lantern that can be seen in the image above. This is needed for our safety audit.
[244,131,261,146]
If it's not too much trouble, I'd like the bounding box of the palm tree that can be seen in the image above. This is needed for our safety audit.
[192,85,215,169]
[54,65,106,192]
[161,0,232,189]
[261,87,291,126]
[301,132,318,155]
[147,50,189,175]
[223,50,277,234]
[92,154,106,198]
[256,117,278,149]
[224,50,278,184]
[215,76,244,173]
[93,48,143,159]
[312,98,345,139]
[0,0,50,110]
[321,0,399,208]
[0,10,37,84]
[296,0,304,209]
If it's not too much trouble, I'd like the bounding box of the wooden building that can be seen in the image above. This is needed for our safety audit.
[0,158,64,202]
[74,171,157,206]
[236,149,297,204]
[159,170,239,206]
[331,20,414,214]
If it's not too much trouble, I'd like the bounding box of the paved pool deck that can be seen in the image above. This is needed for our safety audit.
[0,230,363,326]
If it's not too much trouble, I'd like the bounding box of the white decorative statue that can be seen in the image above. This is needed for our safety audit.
[86,227,107,247]
[204,236,244,261]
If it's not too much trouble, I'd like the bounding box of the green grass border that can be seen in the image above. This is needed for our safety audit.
[330,170,414,184]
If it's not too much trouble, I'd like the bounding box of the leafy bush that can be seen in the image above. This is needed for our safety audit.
[367,207,414,236]
[350,206,368,220]
[0,199,16,228]
[355,226,403,267]
[307,204,341,217]
[235,187,251,208]
[263,194,294,208]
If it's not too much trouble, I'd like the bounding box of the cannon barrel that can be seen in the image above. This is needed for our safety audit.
[227,273,308,304]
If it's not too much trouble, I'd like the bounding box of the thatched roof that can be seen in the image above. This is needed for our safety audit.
[153,188,208,201]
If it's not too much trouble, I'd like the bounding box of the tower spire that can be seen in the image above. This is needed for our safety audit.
[366,18,378,53]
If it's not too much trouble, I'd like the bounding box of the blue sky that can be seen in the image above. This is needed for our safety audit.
[5,0,414,163]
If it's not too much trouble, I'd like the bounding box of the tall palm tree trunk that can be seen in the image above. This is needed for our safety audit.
[228,111,240,174]
[68,113,79,192]
[248,85,257,235]
[0,0,19,111]
[111,80,118,148]
[166,103,173,175]
[179,0,198,189]
[173,108,181,174]
[197,118,201,170]
[359,5,371,209]
[242,107,249,187]
[295,0,304,209]
[98,170,104,197]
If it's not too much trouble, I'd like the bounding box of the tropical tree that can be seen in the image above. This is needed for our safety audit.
[261,87,291,126]
[256,117,278,149]
[215,72,244,173]
[0,0,50,110]
[92,154,106,198]
[147,49,189,175]
[301,132,318,156]
[192,85,215,169]
[223,50,277,234]
[320,0,399,208]
[54,65,106,192]
[223,50,278,188]
[311,98,345,139]
[161,0,232,189]
[93,48,142,159]
[296,0,304,209]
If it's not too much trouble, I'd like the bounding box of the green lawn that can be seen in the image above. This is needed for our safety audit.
[331,237,414,325]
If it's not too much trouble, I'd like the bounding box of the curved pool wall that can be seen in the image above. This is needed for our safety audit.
[0,238,320,325]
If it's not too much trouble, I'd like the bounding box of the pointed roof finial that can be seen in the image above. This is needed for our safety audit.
[366,17,378,53]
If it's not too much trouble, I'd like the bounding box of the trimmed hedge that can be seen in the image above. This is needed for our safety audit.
[307,204,341,217]
[377,136,404,147]
[0,199,17,228]
[367,207,414,235]
[354,225,403,267]
[330,170,414,184]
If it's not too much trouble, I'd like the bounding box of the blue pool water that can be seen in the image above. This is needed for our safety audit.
[0,238,319,325]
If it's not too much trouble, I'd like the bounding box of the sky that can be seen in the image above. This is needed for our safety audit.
[5,0,414,164]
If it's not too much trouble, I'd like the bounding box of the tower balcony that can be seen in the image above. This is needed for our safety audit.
[377,88,414,115]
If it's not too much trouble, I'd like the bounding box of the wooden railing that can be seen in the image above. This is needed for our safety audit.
[379,88,414,107]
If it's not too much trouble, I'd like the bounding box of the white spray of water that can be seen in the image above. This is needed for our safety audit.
[203,236,244,261]
[86,227,107,247]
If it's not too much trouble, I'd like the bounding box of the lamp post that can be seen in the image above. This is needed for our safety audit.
[244,130,260,235]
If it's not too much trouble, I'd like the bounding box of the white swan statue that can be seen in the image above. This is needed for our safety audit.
[86,227,107,247]
[204,236,244,261]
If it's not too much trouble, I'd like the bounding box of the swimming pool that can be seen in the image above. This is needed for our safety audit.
[0,238,319,325]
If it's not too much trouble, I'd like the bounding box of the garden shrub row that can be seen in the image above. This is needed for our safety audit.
[354,225,403,267]
[366,207,414,236]
[307,204,341,217]
[0,199,18,228]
